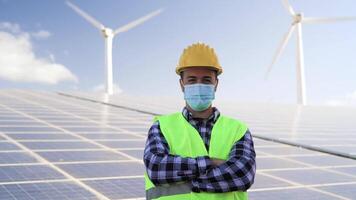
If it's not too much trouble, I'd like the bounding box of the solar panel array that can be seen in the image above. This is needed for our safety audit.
[63,91,356,159]
[0,89,355,200]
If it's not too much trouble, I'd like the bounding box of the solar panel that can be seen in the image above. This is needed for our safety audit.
[0,182,98,200]
[0,165,65,183]
[0,152,38,164]
[62,91,356,158]
[0,89,355,199]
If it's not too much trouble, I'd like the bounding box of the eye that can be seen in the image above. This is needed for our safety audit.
[203,78,212,84]
[187,78,197,83]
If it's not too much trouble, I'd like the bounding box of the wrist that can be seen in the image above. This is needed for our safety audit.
[196,156,212,174]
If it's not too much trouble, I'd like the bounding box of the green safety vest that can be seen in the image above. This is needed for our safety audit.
[145,112,249,200]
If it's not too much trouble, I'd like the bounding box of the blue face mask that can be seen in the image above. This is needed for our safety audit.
[184,84,215,111]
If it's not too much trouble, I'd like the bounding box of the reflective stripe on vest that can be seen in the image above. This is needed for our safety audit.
[145,112,248,200]
[146,182,191,200]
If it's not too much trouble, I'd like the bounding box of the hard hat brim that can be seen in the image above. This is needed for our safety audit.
[176,66,222,76]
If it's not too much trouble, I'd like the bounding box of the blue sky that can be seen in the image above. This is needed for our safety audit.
[0,0,356,106]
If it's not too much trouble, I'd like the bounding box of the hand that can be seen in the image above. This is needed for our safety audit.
[210,158,225,167]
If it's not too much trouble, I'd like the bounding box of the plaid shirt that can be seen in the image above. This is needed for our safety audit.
[143,107,256,193]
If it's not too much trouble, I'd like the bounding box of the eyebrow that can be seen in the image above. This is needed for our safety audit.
[186,76,213,79]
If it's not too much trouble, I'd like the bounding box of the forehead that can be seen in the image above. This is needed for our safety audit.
[181,67,216,78]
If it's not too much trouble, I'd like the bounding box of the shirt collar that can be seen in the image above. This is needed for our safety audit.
[182,107,220,123]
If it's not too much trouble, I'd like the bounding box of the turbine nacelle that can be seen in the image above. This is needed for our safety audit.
[102,28,114,38]
[292,13,303,25]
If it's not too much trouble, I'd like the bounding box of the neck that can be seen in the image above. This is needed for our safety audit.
[186,104,214,119]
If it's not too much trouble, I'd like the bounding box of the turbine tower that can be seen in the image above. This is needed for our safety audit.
[66,1,163,95]
[266,0,356,105]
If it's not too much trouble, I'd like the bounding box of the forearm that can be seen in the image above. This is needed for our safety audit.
[144,152,211,185]
[191,131,256,193]
[191,155,256,192]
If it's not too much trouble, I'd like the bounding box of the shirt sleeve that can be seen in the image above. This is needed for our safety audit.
[143,121,213,185]
[190,129,256,193]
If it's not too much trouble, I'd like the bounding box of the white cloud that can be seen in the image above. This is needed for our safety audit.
[0,22,51,39]
[93,83,122,94]
[0,22,78,85]
[31,30,51,39]
[0,22,21,33]
[48,53,56,62]
[325,90,356,107]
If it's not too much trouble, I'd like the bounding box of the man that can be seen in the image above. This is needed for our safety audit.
[143,43,256,200]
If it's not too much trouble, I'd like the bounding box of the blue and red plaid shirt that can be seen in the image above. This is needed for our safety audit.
[143,107,256,193]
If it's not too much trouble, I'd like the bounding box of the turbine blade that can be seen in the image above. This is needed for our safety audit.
[114,8,163,35]
[265,25,296,79]
[282,0,296,16]
[303,16,356,24]
[66,1,104,30]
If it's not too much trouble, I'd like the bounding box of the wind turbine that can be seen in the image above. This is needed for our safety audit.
[66,1,163,95]
[266,0,356,105]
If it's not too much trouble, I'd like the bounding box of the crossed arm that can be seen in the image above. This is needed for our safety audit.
[143,122,256,193]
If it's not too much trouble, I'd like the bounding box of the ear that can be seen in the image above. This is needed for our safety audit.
[180,79,185,92]
[214,78,219,91]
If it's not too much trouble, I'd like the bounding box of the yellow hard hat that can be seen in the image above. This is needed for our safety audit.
[176,43,222,75]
